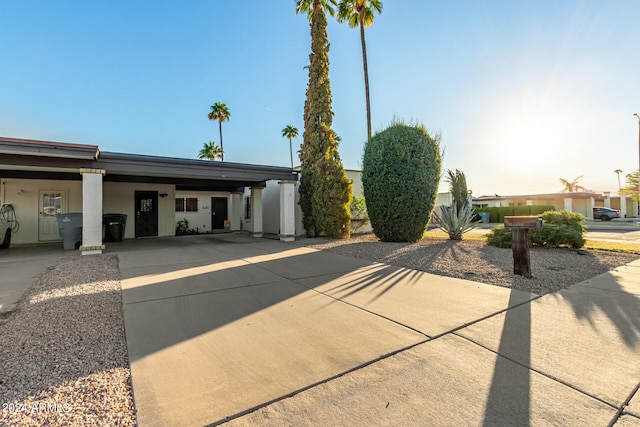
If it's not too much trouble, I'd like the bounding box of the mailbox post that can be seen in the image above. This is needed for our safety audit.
[504,216,542,278]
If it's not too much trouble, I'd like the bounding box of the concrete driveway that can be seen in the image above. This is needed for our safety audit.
[112,234,640,426]
[0,243,66,313]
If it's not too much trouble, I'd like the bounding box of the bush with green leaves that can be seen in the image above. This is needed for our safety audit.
[486,210,585,248]
[362,121,442,242]
[476,205,555,223]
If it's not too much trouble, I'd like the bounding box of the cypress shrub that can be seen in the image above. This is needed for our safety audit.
[362,121,442,242]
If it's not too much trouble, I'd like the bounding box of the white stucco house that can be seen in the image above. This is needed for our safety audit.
[0,137,298,254]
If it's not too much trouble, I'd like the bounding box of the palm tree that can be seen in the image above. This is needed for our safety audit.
[281,125,299,168]
[614,169,623,191]
[337,0,382,141]
[559,176,586,192]
[296,0,337,19]
[198,141,222,161]
[208,102,230,161]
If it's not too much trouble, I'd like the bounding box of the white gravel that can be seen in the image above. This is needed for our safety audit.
[0,254,135,426]
[1,236,637,426]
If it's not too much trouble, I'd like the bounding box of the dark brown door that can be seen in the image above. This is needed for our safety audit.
[135,191,158,237]
[212,197,228,230]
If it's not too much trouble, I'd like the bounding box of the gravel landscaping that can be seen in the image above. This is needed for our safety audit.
[0,254,135,426]
[295,233,640,296]
[1,235,638,426]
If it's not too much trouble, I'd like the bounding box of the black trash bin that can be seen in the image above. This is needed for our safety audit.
[103,214,127,242]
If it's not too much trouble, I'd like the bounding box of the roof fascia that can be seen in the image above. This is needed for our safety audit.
[0,137,99,160]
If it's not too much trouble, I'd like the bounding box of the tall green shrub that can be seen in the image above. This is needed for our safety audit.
[446,169,468,211]
[297,0,352,237]
[362,121,442,242]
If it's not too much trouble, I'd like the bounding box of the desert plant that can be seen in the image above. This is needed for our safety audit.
[362,120,441,242]
[432,203,480,240]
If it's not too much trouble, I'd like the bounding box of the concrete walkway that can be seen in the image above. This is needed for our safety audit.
[112,234,640,426]
[0,243,65,313]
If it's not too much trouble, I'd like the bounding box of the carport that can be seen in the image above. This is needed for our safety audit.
[0,137,298,254]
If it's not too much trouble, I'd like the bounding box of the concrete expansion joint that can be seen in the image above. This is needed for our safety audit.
[455,332,619,413]
[210,337,432,426]
[609,382,640,426]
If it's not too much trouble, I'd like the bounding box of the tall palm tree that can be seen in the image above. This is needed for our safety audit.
[559,176,586,193]
[281,125,299,168]
[296,0,337,19]
[337,0,382,141]
[614,169,623,191]
[198,141,222,161]
[208,102,230,161]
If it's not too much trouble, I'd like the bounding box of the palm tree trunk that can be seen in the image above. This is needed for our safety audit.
[360,16,371,140]
[219,120,224,161]
[289,137,293,168]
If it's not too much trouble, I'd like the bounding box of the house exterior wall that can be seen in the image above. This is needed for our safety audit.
[0,178,82,245]
[103,182,175,239]
[345,170,373,234]
[174,190,230,233]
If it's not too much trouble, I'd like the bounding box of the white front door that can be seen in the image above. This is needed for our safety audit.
[39,190,68,241]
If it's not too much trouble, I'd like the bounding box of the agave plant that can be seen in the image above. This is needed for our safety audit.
[432,203,480,240]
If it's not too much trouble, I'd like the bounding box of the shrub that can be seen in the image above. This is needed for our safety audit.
[476,205,556,223]
[350,196,369,234]
[486,210,585,248]
[362,121,442,242]
[486,226,512,248]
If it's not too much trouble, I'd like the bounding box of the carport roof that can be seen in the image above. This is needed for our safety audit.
[0,137,298,191]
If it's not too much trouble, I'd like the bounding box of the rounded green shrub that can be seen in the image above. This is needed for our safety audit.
[362,122,442,242]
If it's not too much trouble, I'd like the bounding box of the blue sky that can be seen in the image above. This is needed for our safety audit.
[1,1,639,196]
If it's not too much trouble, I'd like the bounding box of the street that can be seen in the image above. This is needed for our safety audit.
[585,222,640,242]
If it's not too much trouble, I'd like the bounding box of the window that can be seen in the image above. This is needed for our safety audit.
[244,196,251,219]
[185,198,198,212]
[175,197,198,212]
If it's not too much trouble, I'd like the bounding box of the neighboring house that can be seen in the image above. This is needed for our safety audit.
[472,191,638,219]
[0,137,298,254]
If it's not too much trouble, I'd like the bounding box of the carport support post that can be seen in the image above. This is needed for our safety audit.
[250,186,263,237]
[279,180,296,242]
[79,168,106,255]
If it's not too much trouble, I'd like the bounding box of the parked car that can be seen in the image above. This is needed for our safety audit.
[592,207,620,221]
